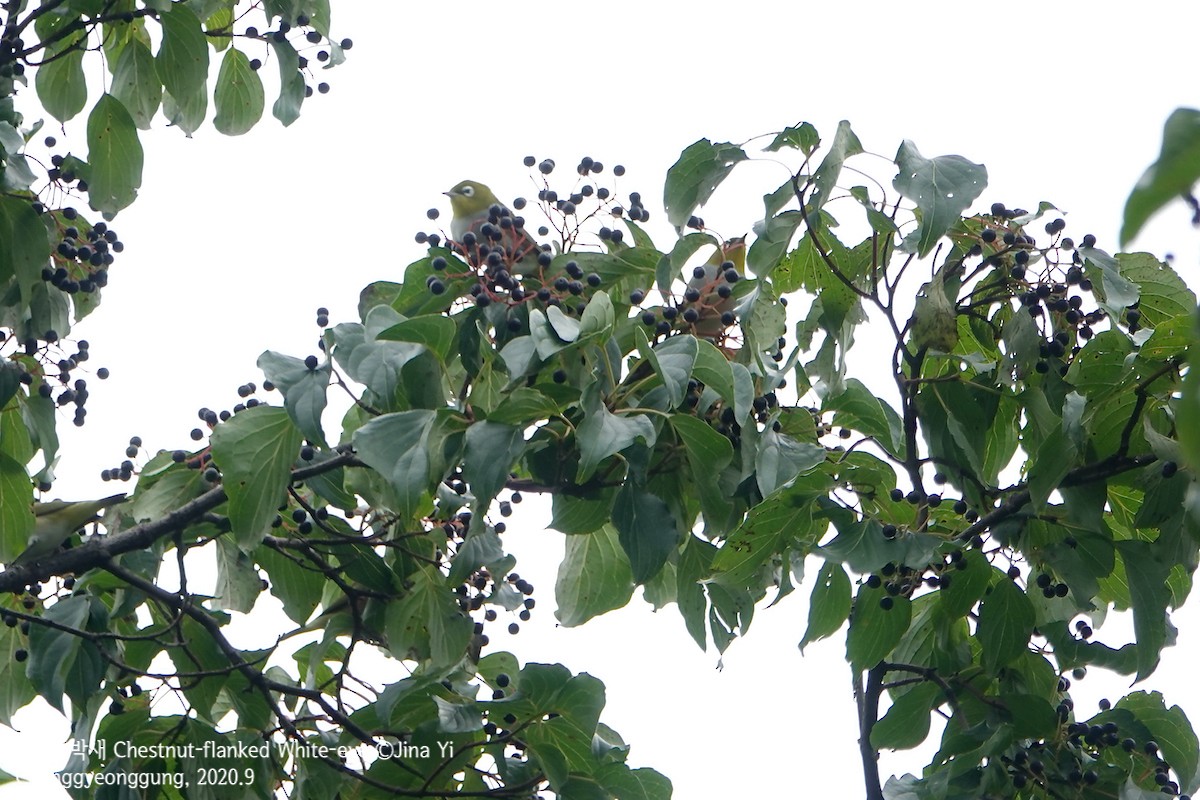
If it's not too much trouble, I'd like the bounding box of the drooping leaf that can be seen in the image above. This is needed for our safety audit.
[1122,108,1200,246]
[86,94,144,215]
[255,350,330,447]
[352,410,439,522]
[156,3,209,99]
[808,120,862,212]
[35,47,87,123]
[800,561,851,652]
[270,39,306,126]
[871,682,940,750]
[846,587,911,670]
[612,485,678,584]
[213,47,265,135]
[463,421,524,509]
[111,39,162,129]
[555,525,636,627]
[977,574,1034,673]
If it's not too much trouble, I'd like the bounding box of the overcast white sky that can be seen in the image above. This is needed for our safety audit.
[4,1,1200,797]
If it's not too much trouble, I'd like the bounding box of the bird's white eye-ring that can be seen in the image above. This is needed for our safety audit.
[460,185,474,197]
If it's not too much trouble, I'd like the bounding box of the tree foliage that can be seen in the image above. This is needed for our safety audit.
[1,3,1198,798]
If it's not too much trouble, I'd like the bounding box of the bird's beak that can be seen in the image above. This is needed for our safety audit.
[442,191,453,197]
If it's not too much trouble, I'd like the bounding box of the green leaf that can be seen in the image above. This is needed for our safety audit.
[710,494,810,588]
[111,39,161,129]
[612,485,678,584]
[463,421,524,509]
[892,141,987,258]
[376,314,457,363]
[1116,540,1172,681]
[385,569,473,668]
[754,427,825,498]
[574,385,656,483]
[329,309,427,406]
[1113,252,1196,328]
[663,139,748,230]
[643,333,697,408]
[692,338,735,403]
[747,210,804,278]
[214,537,263,613]
[550,491,615,535]
[0,196,51,307]
[35,47,87,123]
[824,379,903,456]
[26,596,96,713]
[938,549,991,617]
[670,413,733,476]
[1027,427,1077,511]
[161,82,208,136]
[1002,693,1059,739]
[157,3,209,99]
[555,525,636,626]
[846,587,911,670]
[86,94,144,215]
[658,232,717,294]
[1116,691,1199,793]
[210,405,303,549]
[269,39,305,126]
[871,682,940,750]
[597,764,673,800]
[808,120,862,211]
[255,544,323,624]
[352,410,439,522]
[799,561,851,651]
[489,387,561,426]
[1122,108,1200,246]
[977,575,1034,673]
[765,122,820,155]
[213,47,265,135]
[578,290,615,341]
[255,350,330,447]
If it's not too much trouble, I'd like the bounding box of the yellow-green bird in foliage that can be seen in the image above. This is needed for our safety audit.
[444,180,540,269]
[9,493,127,568]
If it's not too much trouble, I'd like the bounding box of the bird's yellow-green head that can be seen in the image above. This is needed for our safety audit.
[444,180,502,220]
[9,492,127,568]
[705,236,747,270]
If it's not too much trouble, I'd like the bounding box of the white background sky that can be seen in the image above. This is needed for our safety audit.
[4,1,1200,797]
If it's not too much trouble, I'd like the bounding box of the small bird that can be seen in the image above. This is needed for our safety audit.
[444,180,539,269]
[9,493,127,568]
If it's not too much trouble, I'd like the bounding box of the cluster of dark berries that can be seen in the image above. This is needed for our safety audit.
[974,204,1131,376]
[1034,571,1071,599]
[242,16,352,97]
[0,32,27,76]
[865,549,971,608]
[0,331,105,427]
[273,501,330,535]
[697,394,782,449]
[887,486,979,525]
[99,436,142,482]
[1001,707,1191,797]
[2,603,34,664]
[430,485,537,651]
[36,203,121,295]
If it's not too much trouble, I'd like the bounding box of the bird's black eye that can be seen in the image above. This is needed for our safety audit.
[461,185,474,197]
